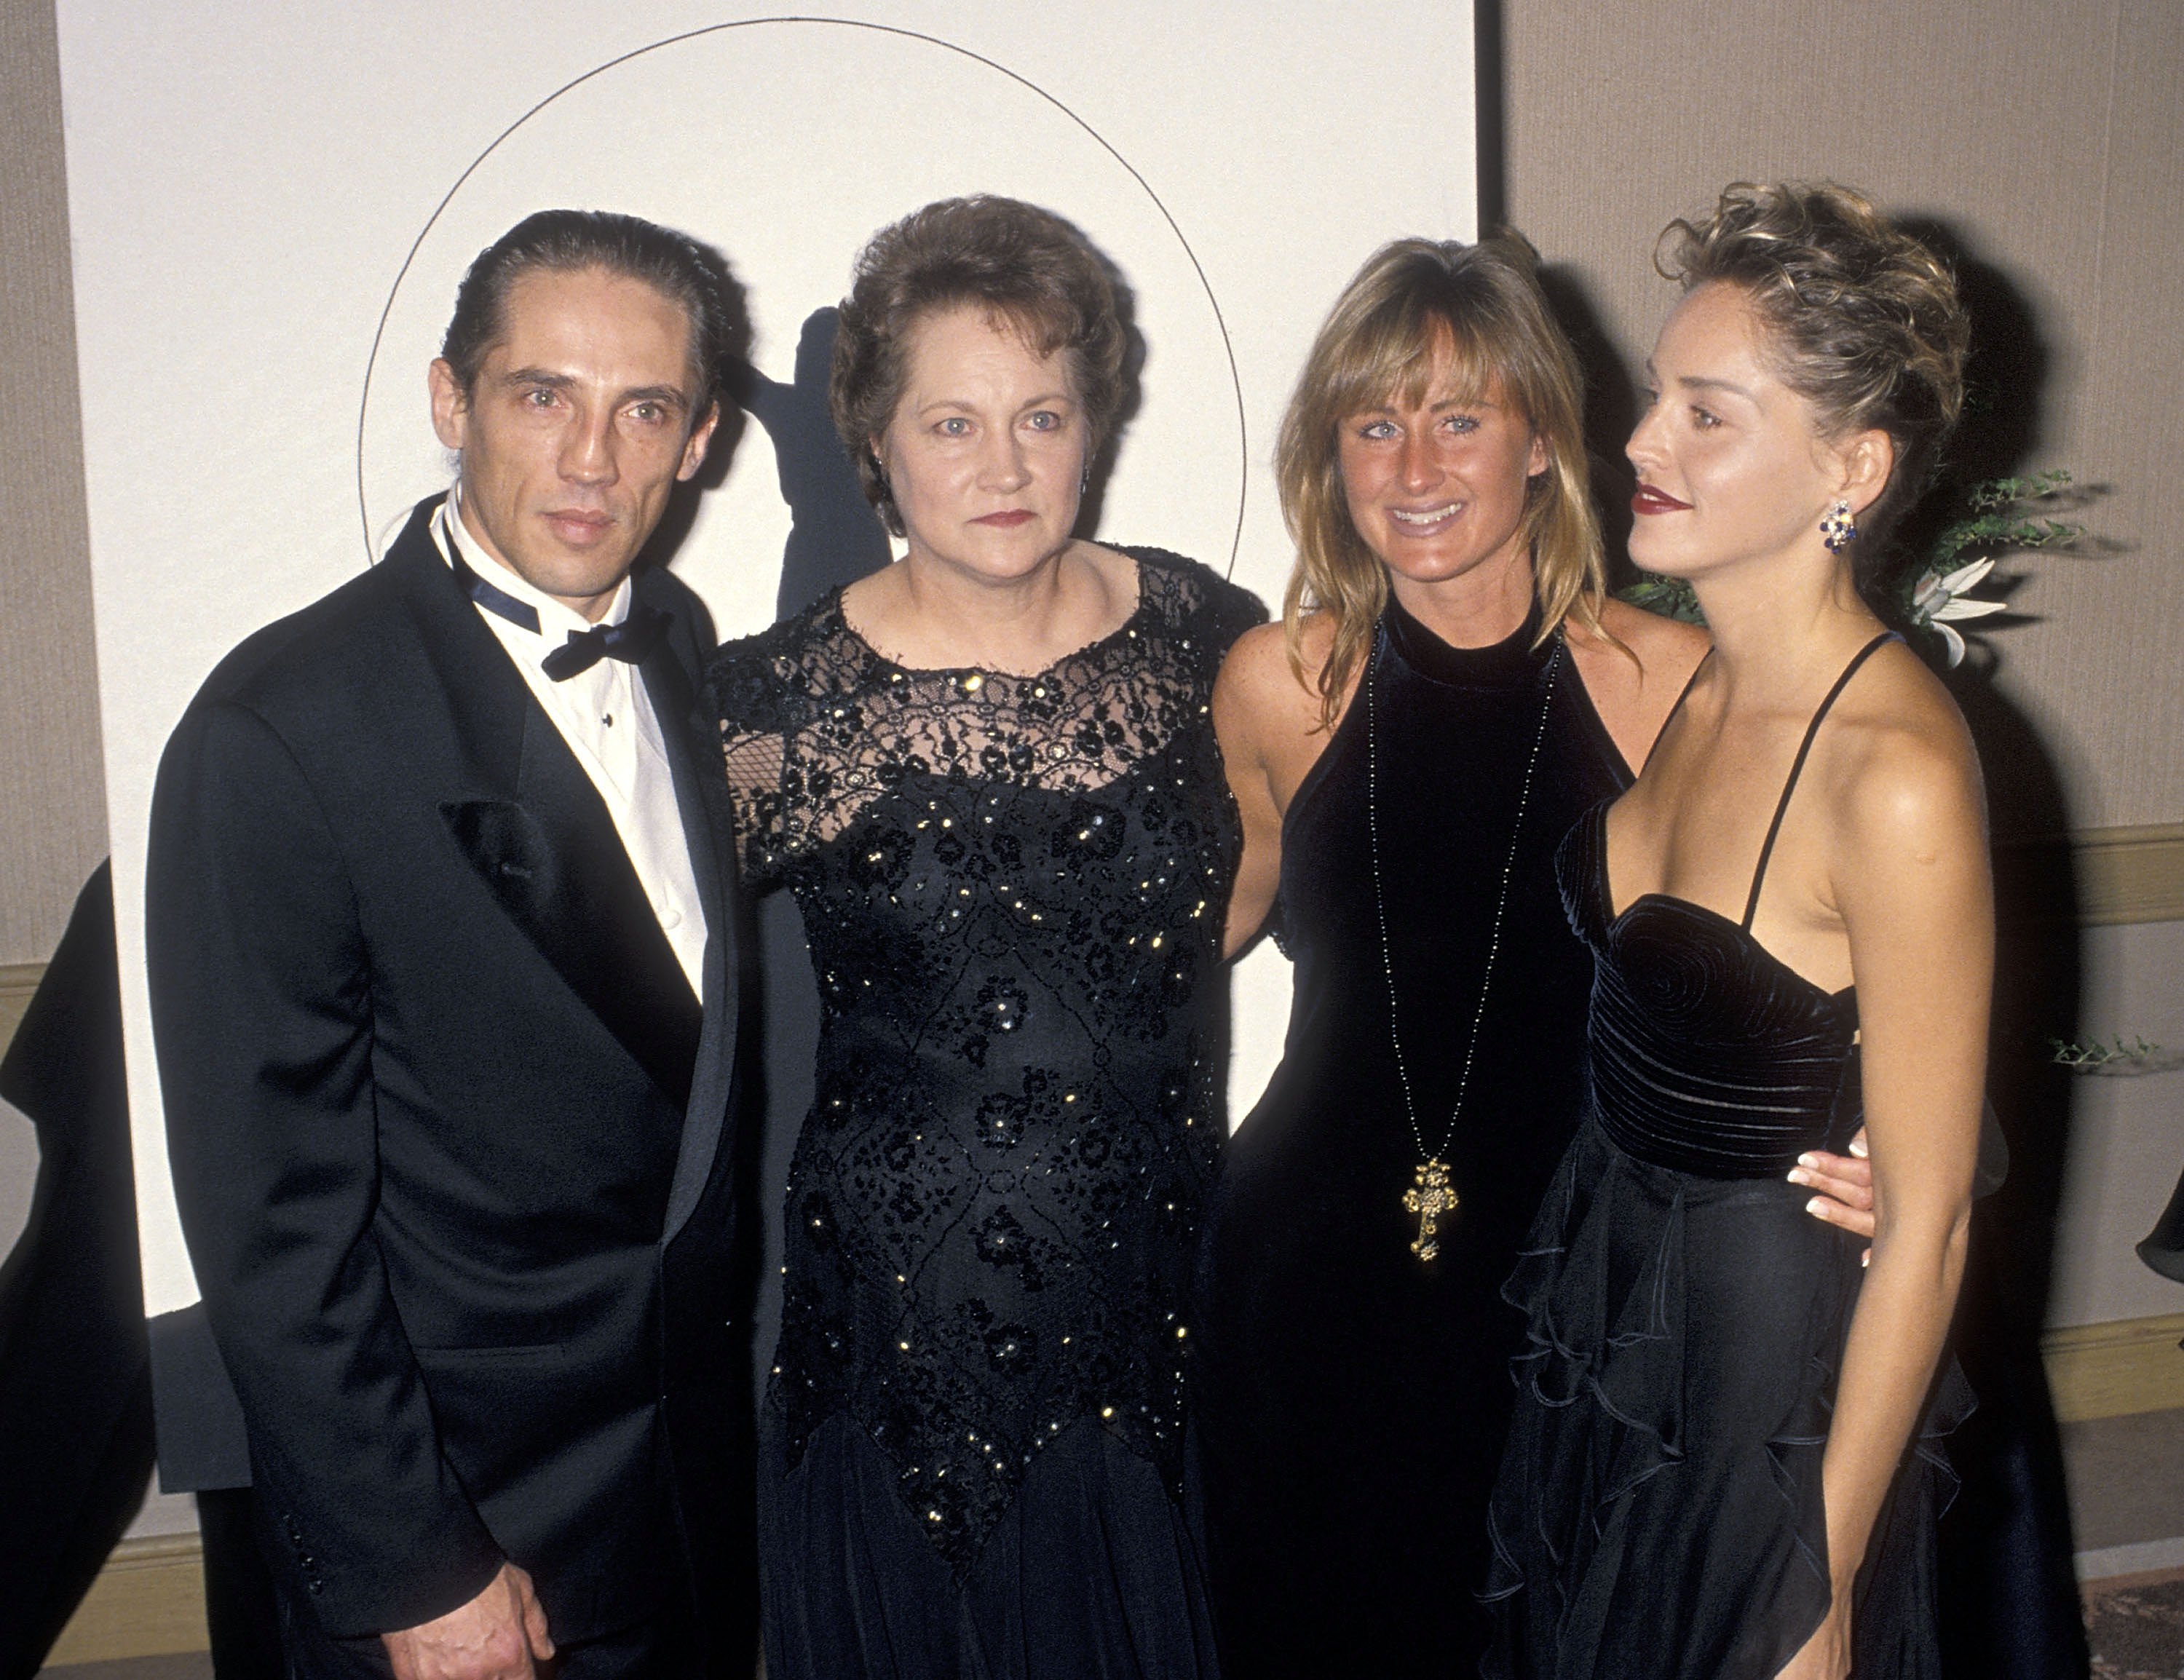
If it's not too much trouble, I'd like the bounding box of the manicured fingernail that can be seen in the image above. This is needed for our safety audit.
[1787,1170,1808,1186]
[1798,1153,1820,1168]
[1851,1138,1869,1158]
[1861,1250,1871,1268]
[1806,1198,1826,1216]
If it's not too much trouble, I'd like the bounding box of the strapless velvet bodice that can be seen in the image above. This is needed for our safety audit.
[1556,804,1862,1178]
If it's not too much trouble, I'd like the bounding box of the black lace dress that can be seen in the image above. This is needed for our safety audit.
[710,550,1261,1680]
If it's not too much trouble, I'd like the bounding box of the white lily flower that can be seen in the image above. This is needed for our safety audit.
[1911,556,2009,667]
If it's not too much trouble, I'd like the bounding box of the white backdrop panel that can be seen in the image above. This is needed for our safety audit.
[56,1,1476,1315]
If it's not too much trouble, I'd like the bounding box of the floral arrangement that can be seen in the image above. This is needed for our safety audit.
[1620,469,2089,667]
[2050,1035,2184,1077]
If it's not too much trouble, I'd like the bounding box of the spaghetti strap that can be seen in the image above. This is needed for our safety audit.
[1641,649,1714,774]
[1739,632,1900,930]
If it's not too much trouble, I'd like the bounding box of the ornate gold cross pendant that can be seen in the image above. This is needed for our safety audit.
[1404,1158,1457,1261]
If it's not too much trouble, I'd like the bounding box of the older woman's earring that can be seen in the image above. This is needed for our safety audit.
[1820,500,1858,552]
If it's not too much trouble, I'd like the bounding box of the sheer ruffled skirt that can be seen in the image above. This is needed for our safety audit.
[1481,1121,1970,1680]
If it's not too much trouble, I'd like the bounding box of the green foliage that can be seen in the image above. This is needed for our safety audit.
[2051,1034,2164,1071]
[1903,469,2084,619]
[1616,571,1704,623]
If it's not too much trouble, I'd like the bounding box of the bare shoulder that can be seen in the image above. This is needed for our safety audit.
[1216,614,1327,718]
[1564,598,1712,770]
[1826,641,1986,863]
[1586,598,1709,684]
[1214,611,1345,809]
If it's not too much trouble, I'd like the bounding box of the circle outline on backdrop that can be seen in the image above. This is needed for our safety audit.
[355,15,1249,577]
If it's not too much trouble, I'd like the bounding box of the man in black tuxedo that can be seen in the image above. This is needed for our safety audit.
[147,210,745,1679]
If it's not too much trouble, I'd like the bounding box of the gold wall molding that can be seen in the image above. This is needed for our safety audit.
[0,959,41,1061]
[1985,823,2184,928]
[2063,823,2184,927]
[1997,823,2184,927]
[2043,1311,2184,1422]
[44,1533,208,1665]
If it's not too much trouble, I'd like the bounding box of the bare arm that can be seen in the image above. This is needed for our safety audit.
[1215,623,1295,957]
[1785,715,1989,1679]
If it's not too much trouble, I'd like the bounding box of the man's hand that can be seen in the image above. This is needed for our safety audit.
[1791,1126,1877,1255]
[382,1561,553,1680]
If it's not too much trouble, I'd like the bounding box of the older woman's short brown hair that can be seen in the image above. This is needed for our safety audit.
[831,196,1128,536]
[1658,182,1970,593]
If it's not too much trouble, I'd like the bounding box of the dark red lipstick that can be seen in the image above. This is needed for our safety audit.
[1631,485,1693,515]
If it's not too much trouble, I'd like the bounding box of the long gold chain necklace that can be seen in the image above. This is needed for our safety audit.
[1365,622,1560,1261]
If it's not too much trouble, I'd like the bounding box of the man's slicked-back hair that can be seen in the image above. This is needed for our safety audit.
[440,208,743,413]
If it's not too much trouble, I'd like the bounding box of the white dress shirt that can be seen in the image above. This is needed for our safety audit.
[432,491,707,1000]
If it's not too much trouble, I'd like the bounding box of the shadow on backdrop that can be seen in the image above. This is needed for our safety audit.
[1909,215,2092,1680]
[1535,263,1642,585]
[726,308,894,621]
[1540,223,2092,1677]
[641,234,753,583]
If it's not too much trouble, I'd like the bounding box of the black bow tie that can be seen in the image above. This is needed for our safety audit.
[448,547,668,681]
[539,610,670,681]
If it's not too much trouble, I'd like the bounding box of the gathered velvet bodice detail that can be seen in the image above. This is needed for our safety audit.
[1556,808,1862,1178]
[1551,632,1896,1180]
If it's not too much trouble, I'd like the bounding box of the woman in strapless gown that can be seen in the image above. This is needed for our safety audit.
[1481,183,1991,1680]
[1197,235,1874,1679]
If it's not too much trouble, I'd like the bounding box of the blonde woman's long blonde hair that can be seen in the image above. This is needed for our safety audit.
[1277,233,1607,729]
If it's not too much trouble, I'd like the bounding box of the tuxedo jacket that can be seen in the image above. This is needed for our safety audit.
[146,496,743,1644]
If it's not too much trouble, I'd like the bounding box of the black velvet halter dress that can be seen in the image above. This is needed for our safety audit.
[1196,597,1630,1678]
[1482,634,1971,1680]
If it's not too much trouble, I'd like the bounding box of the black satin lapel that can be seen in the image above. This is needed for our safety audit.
[387,497,528,800]
[513,715,701,1109]
[636,611,741,1243]
[408,513,701,1110]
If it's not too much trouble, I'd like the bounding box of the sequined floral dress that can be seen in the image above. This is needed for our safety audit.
[711,549,1260,1680]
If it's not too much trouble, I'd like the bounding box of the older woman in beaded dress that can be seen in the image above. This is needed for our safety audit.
[709,196,1259,1680]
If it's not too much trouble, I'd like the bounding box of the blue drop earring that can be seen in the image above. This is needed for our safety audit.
[1820,499,1858,552]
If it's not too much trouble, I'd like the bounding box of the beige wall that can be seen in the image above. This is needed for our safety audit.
[1503,0,2184,841]
[0,0,106,966]
[1503,0,2184,1330]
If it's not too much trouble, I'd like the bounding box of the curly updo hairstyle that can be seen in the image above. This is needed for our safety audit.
[831,196,1128,538]
[1658,182,1971,598]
